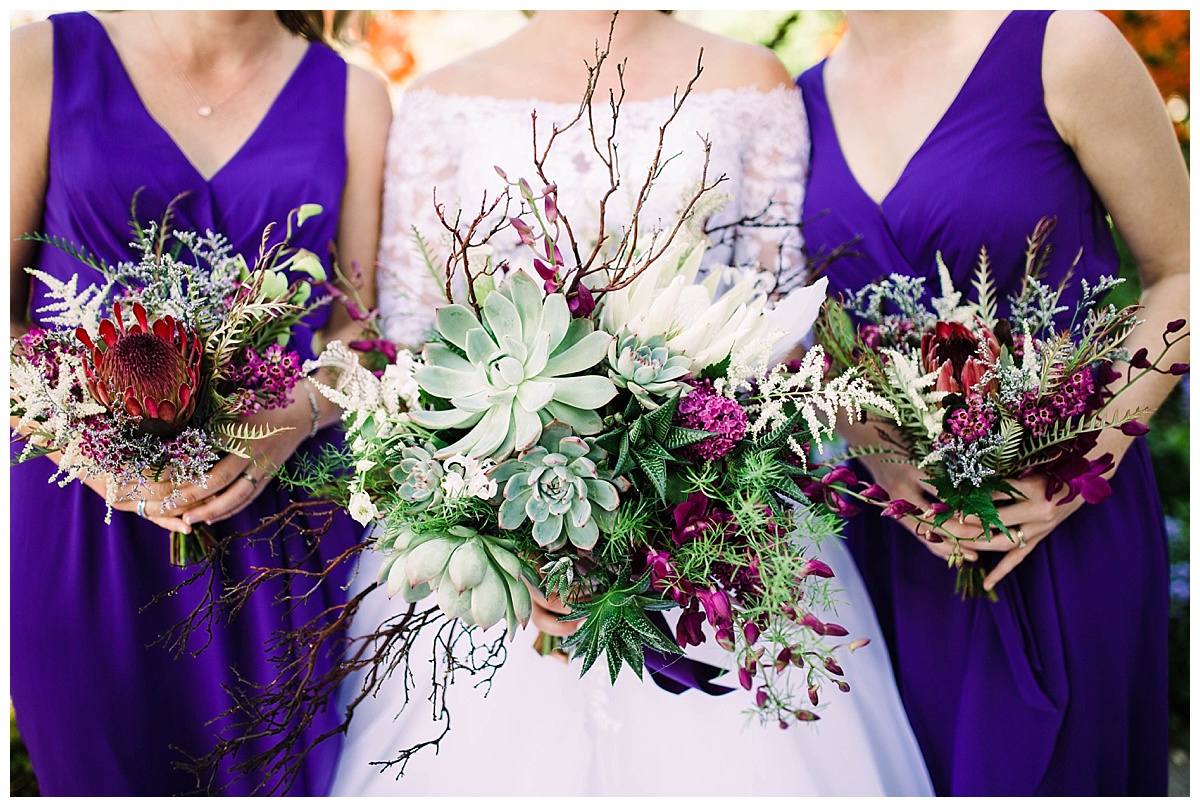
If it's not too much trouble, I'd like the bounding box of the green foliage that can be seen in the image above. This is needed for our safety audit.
[598,388,709,502]
[557,572,679,684]
[10,707,38,797]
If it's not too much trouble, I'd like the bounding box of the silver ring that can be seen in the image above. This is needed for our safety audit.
[137,498,147,519]
[1014,525,1027,549]
[240,471,260,489]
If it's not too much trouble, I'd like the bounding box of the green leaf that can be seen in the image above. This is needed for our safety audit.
[664,427,712,450]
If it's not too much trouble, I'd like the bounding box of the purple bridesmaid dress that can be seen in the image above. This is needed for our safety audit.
[797,11,1168,796]
[10,13,359,796]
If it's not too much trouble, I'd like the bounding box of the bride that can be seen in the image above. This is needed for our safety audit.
[331,11,933,797]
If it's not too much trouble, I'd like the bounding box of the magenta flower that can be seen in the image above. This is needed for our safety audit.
[881,499,919,519]
[799,558,835,579]
[671,491,730,546]
[676,380,749,461]
[695,588,733,629]
[676,608,706,649]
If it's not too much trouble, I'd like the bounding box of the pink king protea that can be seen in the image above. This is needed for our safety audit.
[76,301,203,437]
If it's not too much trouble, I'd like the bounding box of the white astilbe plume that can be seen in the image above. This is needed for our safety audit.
[27,270,110,334]
[880,348,948,440]
[746,346,897,460]
[303,340,386,414]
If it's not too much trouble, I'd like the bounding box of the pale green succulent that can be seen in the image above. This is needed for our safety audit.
[389,443,444,511]
[378,523,533,636]
[607,330,692,408]
[492,422,620,551]
[409,270,617,460]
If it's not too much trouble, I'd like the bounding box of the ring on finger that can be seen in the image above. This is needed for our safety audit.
[240,471,260,490]
[1013,525,1027,549]
[137,498,147,519]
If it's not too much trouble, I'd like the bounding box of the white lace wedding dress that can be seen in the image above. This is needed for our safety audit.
[329,85,934,797]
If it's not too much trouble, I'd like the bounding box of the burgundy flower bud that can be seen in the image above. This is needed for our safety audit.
[1166,318,1186,333]
[836,680,851,693]
[807,685,819,706]
[1169,363,1189,375]
[349,338,398,364]
[800,559,835,579]
[738,666,753,691]
[676,610,706,649]
[822,465,858,488]
[925,502,951,516]
[823,657,844,676]
[743,621,761,646]
[540,183,558,197]
[544,195,559,224]
[860,483,889,502]
[510,217,535,246]
[697,588,733,629]
[494,165,508,180]
[715,626,736,652]
[774,647,792,672]
[778,719,790,730]
[755,687,769,708]
[793,709,820,722]
[823,622,849,637]
[849,638,871,652]
[1129,347,1151,369]
[881,499,919,519]
[567,285,596,318]
[1119,420,1150,437]
[518,178,533,199]
[533,257,558,283]
[799,612,826,635]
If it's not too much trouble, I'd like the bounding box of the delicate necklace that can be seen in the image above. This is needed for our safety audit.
[148,12,278,118]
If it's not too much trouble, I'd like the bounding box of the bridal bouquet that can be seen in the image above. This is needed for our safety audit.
[815,218,1189,597]
[307,203,895,725]
[10,201,331,565]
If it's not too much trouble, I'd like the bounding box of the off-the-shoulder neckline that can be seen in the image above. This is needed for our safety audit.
[399,83,800,109]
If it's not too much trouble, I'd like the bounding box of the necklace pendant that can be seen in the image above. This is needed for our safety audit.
[198,105,213,118]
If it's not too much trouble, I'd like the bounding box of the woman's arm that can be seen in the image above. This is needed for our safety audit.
[961,11,1190,588]
[10,21,52,338]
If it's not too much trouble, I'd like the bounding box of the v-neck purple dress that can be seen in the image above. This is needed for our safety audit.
[10,12,359,796]
[797,11,1168,796]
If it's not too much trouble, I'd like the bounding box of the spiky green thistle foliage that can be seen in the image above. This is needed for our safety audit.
[596,388,710,502]
[556,571,680,684]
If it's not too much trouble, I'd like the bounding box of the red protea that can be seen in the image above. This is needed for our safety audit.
[76,301,203,437]
[920,320,1001,395]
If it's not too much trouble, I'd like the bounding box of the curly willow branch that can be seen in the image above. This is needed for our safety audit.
[153,499,509,795]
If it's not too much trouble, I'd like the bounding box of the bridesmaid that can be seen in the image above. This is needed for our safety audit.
[9,11,391,795]
[797,10,1188,796]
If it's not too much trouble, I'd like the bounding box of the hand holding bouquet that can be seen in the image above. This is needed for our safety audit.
[10,200,331,565]
[816,218,1189,597]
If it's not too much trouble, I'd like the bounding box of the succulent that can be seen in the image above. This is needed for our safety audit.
[607,330,691,408]
[390,443,445,511]
[76,300,202,437]
[492,421,620,551]
[410,270,617,460]
[378,523,533,636]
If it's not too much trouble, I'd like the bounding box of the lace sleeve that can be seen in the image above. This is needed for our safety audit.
[728,86,810,293]
[376,89,464,349]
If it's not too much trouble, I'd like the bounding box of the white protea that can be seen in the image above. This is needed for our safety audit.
[409,270,617,460]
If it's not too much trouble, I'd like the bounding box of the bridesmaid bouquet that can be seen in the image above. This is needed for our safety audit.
[815,218,1189,597]
[9,201,331,565]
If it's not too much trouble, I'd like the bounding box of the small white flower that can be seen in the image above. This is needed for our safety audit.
[355,459,377,473]
[348,490,381,526]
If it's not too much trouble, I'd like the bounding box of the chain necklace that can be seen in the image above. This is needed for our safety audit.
[148,12,279,118]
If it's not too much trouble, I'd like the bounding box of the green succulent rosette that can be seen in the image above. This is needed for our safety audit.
[408,271,618,460]
[379,523,533,637]
[390,443,445,511]
[492,421,620,551]
[607,330,691,408]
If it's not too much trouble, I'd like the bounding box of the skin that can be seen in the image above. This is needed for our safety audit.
[10,11,392,533]
[825,11,1190,591]
[403,10,794,635]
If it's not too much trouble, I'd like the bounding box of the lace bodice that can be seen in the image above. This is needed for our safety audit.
[377,84,810,348]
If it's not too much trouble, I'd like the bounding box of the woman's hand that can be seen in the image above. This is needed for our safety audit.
[526,581,579,638]
[174,391,315,527]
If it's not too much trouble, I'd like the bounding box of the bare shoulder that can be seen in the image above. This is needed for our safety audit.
[665,21,792,92]
[1043,10,1143,86]
[1042,10,1158,145]
[346,61,393,120]
[404,40,519,97]
[11,19,53,78]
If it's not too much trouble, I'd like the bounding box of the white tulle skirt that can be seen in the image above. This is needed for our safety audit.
[329,536,934,797]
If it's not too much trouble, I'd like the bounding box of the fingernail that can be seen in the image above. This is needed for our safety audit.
[183,515,194,526]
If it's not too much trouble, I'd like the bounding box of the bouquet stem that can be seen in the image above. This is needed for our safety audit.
[170,525,216,568]
[534,631,569,663]
[955,565,999,602]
